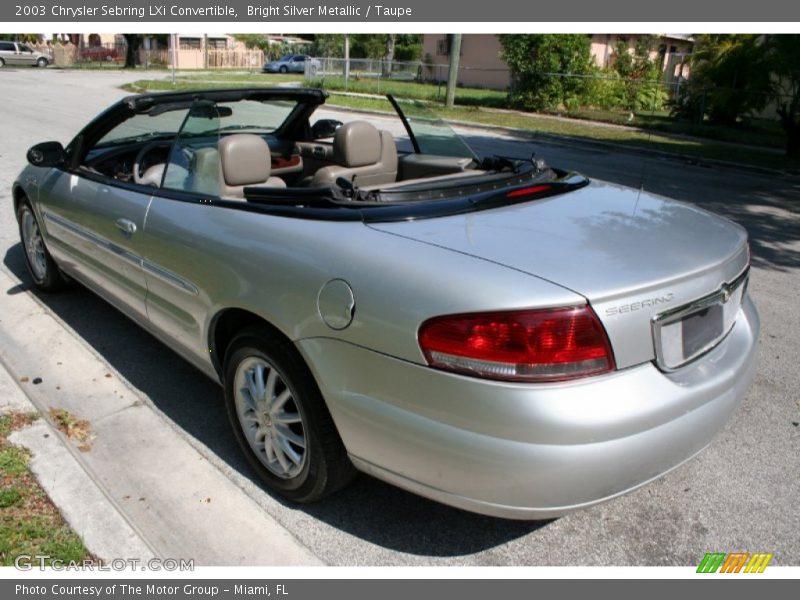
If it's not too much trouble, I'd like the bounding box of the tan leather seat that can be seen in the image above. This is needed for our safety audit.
[218,134,285,199]
[311,121,397,187]
[186,148,220,195]
[139,164,165,187]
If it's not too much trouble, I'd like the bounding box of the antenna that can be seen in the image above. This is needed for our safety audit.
[634,78,660,214]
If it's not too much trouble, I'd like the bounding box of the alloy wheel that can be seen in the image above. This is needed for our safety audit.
[20,207,47,281]
[233,356,307,478]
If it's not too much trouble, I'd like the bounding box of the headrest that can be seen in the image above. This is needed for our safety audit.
[219,134,271,186]
[333,121,382,168]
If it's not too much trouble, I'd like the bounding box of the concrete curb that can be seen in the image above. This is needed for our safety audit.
[0,360,158,562]
[0,267,323,566]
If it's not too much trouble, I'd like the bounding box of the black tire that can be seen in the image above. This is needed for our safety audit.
[16,199,68,292]
[224,325,356,502]
[279,65,288,74]
[0,58,5,67]
[37,57,48,68]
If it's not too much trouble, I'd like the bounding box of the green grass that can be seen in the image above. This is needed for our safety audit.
[0,444,30,476]
[306,75,509,107]
[563,108,788,150]
[119,78,798,172]
[0,411,91,566]
[175,71,301,83]
[121,80,257,93]
[123,71,506,105]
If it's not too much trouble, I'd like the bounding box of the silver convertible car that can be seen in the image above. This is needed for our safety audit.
[13,88,759,519]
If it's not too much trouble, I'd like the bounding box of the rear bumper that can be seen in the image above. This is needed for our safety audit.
[298,296,760,519]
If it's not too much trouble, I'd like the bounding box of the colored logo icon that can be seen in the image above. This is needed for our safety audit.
[697,552,773,573]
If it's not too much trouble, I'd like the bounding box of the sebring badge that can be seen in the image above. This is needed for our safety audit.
[605,293,675,316]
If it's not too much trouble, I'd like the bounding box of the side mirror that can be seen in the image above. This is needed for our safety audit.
[311,119,343,139]
[27,141,66,168]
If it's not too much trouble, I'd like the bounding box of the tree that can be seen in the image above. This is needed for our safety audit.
[676,35,772,125]
[312,34,344,57]
[351,34,386,59]
[122,34,141,68]
[382,34,396,77]
[500,34,593,111]
[308,34,420,63]
[668,34,800,157]
[233,34,271,51]
[611,35,667,111]
[766,35,800,157]
[393,35,422,62]
[0,33,41,43]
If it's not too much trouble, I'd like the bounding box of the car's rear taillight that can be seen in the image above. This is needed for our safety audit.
[418,306,615,382]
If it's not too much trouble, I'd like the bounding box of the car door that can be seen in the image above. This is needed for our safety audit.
[40,165,152,321]
[137,101,223,356]
[140,97,301,367]
[291,55,306,73]
[39,105,190,321]
[0,41,15,65]
[15,43,37,66]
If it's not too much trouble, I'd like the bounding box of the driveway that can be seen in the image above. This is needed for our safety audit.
[1,68,798,565]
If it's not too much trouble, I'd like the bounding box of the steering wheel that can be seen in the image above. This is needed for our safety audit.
[133,141,172,186]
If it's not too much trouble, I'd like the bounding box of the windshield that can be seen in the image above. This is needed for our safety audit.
[392,97,478,160]
[217,99,296,133]
[95,108,189,147]
[95,98,298,147]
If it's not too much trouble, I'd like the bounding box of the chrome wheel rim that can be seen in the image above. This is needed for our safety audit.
[233,357,307,479]
[20,208,47,281]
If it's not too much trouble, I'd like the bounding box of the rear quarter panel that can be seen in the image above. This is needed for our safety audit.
[140,197,585,376]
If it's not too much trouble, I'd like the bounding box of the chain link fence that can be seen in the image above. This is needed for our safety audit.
[305,57,511,91]
[36,41,265,70]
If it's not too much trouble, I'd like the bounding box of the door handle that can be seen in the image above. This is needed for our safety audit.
[114,218,137,236]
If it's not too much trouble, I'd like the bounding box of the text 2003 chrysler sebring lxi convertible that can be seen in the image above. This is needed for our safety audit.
[13,88,759,518]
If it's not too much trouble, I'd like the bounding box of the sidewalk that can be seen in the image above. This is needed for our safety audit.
[1,365,156,563]
[0,267,322,566]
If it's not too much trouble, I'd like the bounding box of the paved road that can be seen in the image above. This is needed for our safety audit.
[1,68,798,566]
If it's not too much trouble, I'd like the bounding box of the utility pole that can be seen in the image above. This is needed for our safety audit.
[344,34,350,89]
[445,34,462,108]
[171,33,176,84]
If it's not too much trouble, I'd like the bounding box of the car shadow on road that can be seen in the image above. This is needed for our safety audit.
[3,244,548,558]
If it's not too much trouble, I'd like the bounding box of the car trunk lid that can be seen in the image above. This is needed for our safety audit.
[369,179,750,369]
